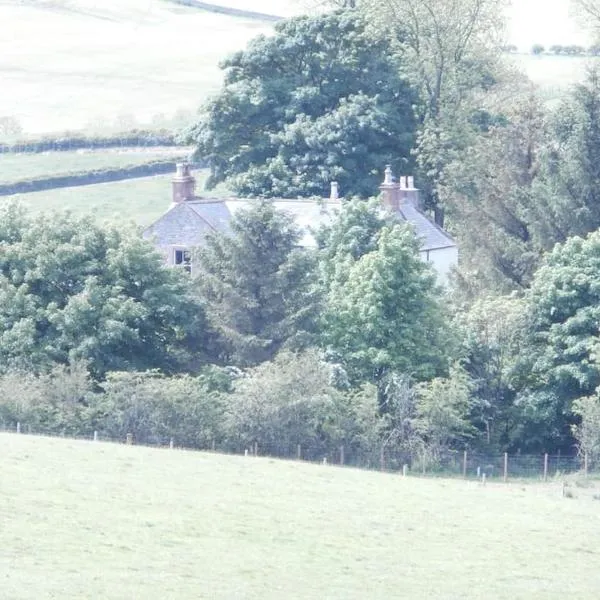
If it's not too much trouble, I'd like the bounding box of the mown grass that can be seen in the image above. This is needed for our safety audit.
[0,148,191,184]
[1,432,600,599]
[4,169,230,225]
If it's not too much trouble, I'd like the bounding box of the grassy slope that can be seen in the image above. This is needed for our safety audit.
[4,169,229,225]
[1,433,600,600]
[0,148,192,184]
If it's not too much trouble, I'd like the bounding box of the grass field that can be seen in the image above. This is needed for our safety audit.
[0,0,591,137]
[0,147,192,184]
[0,0,302,136]
[1,433,600,599]
[4,168,230,225]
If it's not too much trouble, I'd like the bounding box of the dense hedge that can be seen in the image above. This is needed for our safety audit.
[0,129,182,154]
[0,160,183,196]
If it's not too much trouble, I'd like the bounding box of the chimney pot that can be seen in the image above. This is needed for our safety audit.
[172,162,196,203]
[407,175,415,188]
[330,181,339,201]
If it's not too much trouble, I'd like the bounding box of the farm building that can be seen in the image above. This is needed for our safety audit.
[143,164,458,282]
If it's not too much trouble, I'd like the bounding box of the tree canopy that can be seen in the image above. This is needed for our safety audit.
[194,201,318,367]
[189,10,417,198]
[0,204,206,378]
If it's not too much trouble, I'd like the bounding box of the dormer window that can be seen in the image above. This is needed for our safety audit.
[172,247,192,274]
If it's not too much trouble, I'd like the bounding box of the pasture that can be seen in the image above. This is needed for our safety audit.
[4,168,229,225]
[0,0,591,138]
[0,147,191,185]
[0,0,301,136]
[1,432,600,599]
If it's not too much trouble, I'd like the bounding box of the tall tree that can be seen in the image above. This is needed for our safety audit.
[195,201,318,367]
[514,231,600,451]
[321,218,449,385]
[352,0,507,223]
[441,90,545,295]
[532,67,600,248]
[0,205,206,377]
[188,10,417,198]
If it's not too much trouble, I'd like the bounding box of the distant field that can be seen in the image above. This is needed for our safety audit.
[2,433,600,599]
[0,148,192,184]
[512,54,598,100]
[4,168,229,225]
[0,0,302,136]
[0,0,591,137]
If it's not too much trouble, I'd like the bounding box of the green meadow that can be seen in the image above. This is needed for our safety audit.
[1,433,600,600]
[0,148,191,185]
[3,168,229,225]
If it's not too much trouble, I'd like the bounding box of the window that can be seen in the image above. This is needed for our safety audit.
[173,248,192,274]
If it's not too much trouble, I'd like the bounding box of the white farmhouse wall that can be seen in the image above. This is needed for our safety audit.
[420,246,458,285]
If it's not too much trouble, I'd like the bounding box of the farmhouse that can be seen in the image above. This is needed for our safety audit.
[143,164,457,281]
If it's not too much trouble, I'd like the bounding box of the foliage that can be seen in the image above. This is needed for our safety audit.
[532,67,600,247]
[89,370,227,447]
[413,366,475,460]
[189,10,417,198]
[225,349,341,457]
[0,204,207,377]
[195,200,318,367]
[441,91,545,294]
[514,231,600,451]
[0,362,93,435]
[355,0,507,222]
[321,218,449,385]
[453,294,525,451]
[572,393,600,464]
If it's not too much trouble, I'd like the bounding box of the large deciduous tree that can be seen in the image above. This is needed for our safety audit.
[514,231,600,451]
[354,0,507,224]
[0,204,207,377]
[194,201,318,367]
[189,10,417,198]
[319,200,449,386]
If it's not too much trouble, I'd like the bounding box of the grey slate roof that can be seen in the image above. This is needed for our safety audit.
[143,196,456,252]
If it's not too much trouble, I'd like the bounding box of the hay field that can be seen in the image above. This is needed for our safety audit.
[1,432,600,600]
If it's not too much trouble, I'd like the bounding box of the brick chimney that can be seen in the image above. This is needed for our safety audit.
[397,175,420,208]
[172,163,196,203]
[379,166,420,211]
[379,165,400,210]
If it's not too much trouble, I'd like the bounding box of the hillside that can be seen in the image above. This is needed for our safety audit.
[2,432,600,599]
[0,0,591,138]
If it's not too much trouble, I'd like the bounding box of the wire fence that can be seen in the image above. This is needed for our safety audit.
[1,421,592,482]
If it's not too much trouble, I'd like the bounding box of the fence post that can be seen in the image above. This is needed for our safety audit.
[253,441,258,457]
[93,431,98,442]
[211,440,216,452]
[463,450,467,478]
[503,452,508,482]
[402,464,408,477]
[340,445,345,466]
[380,446,385,472]
[584,451,589,477]
[543,453,548,482]
[297,444,302,460]
[126,433,133,445]
[169,438,174,450]
[16,422,20,434]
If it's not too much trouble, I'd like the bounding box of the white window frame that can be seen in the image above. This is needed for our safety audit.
[170,246,192,274]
